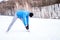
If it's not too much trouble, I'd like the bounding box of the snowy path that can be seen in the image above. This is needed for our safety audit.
[0,15,60,40]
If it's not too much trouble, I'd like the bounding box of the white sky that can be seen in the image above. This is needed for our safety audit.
[0,0,8,2]
[0,0,3,2]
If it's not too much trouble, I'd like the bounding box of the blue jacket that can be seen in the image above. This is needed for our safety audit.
[16,10,30,26]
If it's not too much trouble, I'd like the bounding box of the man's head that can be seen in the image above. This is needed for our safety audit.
[29,12,33,17]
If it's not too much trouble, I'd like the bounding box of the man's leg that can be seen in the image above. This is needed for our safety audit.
[6,14,17,32]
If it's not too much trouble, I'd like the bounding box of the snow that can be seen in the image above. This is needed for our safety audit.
[0,15,60,40]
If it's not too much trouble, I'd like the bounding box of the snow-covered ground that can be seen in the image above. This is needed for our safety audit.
[0,15,60,40]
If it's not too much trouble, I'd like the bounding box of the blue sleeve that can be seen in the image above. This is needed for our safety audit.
[22,11,29,27]
[22,16,29,27]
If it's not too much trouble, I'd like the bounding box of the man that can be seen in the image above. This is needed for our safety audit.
[6,9,33,32]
